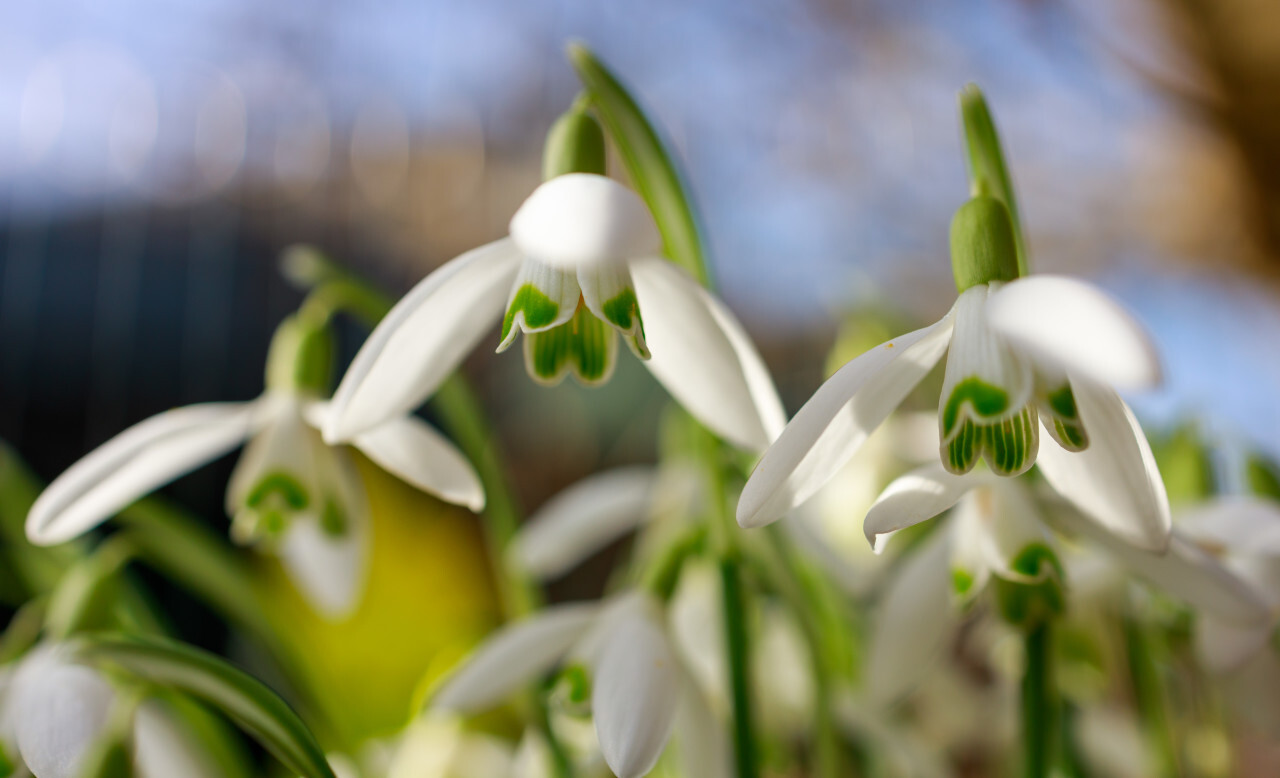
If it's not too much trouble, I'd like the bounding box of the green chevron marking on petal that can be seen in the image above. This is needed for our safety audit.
[941,377,1009,437]
[500,283,561,344]
[321,498,347,537]
[943,405,1038,476]
[246,472,309,511]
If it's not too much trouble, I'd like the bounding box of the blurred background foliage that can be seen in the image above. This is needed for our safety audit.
[2,0,1280,769]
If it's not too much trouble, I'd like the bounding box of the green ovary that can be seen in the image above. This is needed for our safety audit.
[501,283,561,343]
[942,378,1038,476]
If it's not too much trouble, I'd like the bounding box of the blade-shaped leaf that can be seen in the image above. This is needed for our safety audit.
[75,634,336,778]
[568,43,710,287]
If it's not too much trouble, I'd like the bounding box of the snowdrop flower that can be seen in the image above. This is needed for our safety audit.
[25,317,484,618]
[861,467,1269,702]
[0,645,219,778]
[323,111,784,453]
[431,592,728,778]
[739,201,1168,552]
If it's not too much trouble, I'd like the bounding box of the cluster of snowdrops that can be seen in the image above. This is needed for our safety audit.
[2,45,1278,778]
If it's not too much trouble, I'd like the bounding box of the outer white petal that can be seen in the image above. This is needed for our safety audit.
[134,703,220,778]
[12,651,114,778]
[737,315,955,528]
[27,402,258,545]
[511,467,656,580]
[865,529,958,705]
[325,238,521,443]
[1177,497,1280,556]
[341,411,485,512]
[1034,377,1171,552]
[432,603,599,713]
[509,174,662,269]
[1054,508,1270,623]
[630,257,786,452]
[987,275,1160,391]
[1196,614,1276,674]
[864,464,974,552]
[592,597,681,778]
[277,448,369,619]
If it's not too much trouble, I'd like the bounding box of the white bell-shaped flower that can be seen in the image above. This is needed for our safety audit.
[323,172,785,453]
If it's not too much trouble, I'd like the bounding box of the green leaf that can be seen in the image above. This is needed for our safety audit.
[959,84,1027,276]
[76,634,336,778]
[47,537,135,640]
[568,43,711,287]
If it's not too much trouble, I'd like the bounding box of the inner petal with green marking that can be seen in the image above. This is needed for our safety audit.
[938,284,1038,476]
[523,305,618,387]
[498,259,582,352]
[578,262,649,359]
[1037,379,1089,452]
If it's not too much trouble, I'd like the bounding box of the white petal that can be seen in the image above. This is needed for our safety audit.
[432,603,599,713]
[1196,614,1276,674]
[13,652,114,778]
[498,260,582,350]
[949,494,994,599]
[667,563,726,706]
[27,402,257,545]
[1177,497,1280,556]
[343,411,485,512]
[1054,508,1271,623]
[324,238,521,443]
[1034,377,1171,552]
[511,467,656,580]
[974,483,1055,584]
[864,464,974,552]
[865,528,958,704]
[134,702,220,778]
[592,597,681,778]
[630,257,786,452]
[987,275,1160,391]
[737,315,955,528]
[226,396,316,519]
[509,174,662,269]
[277,448,369,620]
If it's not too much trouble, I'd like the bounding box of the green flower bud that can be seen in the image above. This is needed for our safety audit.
[265,315,334,395]
[950,195,1019,293]
[994,542,1066,631]
[543,101,606,180]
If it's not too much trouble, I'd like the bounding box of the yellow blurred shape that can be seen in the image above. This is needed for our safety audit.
[256,451,502,749]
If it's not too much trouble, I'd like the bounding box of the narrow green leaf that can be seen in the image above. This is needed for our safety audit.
[568,43,711,287]
[959,84,1028,276]
[47,537,135,640]
[76,634,336,778]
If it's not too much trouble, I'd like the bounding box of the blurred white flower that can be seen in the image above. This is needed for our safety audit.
[861,470,1269,703]
[738,275,1170,555]
[431,592,728,778]
[323,173,785,453]
[25,387,482,619]
[0,645,219,778]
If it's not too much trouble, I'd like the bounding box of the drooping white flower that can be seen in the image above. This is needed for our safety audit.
[323,173,785,453]
[0,645,220,778]
[860,467,1269,702]
[431,592,728,778]
[25,388,483,619]
[738,275,1170,553]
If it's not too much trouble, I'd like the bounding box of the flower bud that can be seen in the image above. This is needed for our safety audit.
[950,195,1019,293]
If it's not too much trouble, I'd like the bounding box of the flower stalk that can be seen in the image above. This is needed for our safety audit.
[1021,620,1054,778]
[959,84,1027,276]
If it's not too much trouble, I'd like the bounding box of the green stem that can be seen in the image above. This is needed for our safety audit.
[959,84,1028,276]
[1022,621,1054,778]
[1123,614,1180,775]
[720,557,759,778]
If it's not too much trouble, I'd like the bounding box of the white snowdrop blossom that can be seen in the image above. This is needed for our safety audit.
[25,387,483,619]
[323,173,785,453]
[431,592,728,778]
[861,468,1270,702]
[739,275,1170,553]
[0,645,219,778]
